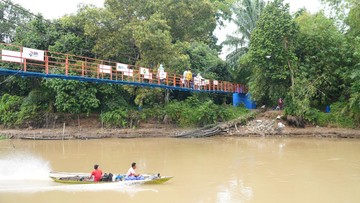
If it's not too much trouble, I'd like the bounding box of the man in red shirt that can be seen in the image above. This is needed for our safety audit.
[278,98,283,110]
[90,164,103,182]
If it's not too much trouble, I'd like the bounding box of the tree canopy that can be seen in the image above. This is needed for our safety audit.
[0,0,359,128]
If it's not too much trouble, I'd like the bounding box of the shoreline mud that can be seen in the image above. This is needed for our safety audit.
[1,111,359,139]
[0,125,359,139]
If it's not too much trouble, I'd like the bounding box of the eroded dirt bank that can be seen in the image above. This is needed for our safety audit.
[0,111,359,139]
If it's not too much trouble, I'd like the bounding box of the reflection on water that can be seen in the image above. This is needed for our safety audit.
[0,137,360,203]
[217,178,253,203]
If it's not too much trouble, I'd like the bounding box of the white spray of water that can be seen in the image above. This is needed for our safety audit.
[0,151,51,181]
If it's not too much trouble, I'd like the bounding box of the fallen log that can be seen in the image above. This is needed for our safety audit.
[173,111,259,138]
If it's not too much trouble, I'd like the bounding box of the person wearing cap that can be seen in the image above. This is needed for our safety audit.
[90,164,103,182]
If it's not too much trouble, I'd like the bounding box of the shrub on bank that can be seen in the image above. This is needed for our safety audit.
[0,94,22,127]
[100,108,145,128]
[146,97,249,127]
[100,108,128,128]
[0,93,249,129]
[304,102,356,128]
[0,93,48,128]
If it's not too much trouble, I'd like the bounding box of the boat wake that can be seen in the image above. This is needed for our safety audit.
[0,151,50,181]
[0,181,157,194]
[0,151,156,194]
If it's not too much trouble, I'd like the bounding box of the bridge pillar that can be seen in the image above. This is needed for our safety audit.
[232,93,256,109]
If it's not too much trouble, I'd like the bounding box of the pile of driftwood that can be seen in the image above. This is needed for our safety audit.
[173,111,259,138]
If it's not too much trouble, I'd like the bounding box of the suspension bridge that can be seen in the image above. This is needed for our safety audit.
[0,43,256,108]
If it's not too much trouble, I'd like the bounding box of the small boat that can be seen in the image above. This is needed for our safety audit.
[49,172,173,185]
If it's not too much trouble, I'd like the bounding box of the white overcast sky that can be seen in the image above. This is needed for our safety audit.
[11,0,323,58]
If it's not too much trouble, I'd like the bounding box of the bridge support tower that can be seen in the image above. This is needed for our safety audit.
[232,93,256,109]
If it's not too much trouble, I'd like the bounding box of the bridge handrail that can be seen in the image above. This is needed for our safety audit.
[0,42,247,93]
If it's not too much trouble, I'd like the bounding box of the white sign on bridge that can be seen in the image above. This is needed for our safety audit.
[99,65,112,74]
[22,47,44,61]
[116,63,128,71]
[124,69,133,76]
[140,67,152,79]
[1,50,22,63]
[116,63,133,76]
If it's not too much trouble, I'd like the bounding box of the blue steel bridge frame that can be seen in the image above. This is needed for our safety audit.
[0,68,257,109]
[0,68,231,94]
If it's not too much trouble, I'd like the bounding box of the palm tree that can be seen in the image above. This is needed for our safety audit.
[223,0,265,65]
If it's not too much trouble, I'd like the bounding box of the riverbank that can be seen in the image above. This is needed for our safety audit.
[1,125,359,139]
[0,123,180,139]
[0,111,359,139]
[226,111,360,139]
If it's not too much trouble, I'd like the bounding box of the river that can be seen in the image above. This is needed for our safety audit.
[0,137,359,203]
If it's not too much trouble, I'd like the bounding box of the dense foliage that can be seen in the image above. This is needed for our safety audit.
[0,0,359,128]
[230,0,360,127]
[100,96,249,128]
[0,0,250,129]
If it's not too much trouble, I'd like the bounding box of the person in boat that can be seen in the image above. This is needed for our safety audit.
[90,164,103,182]
[126,162,140,177]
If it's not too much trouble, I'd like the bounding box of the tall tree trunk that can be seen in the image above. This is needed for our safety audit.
[165,89,170,104]
[284,38,295,92]
[287,60,295,88]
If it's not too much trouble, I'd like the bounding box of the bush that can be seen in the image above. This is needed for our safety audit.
[0,94,22,127]
[164,101,184,124]
[330,102,356,128]
[304,102,356,128]
[100,107,145,128]
[100,96,250,128]
[100,108,128,128]
[163,97,249,127]
[142,104,166,122]
[0,92,50,128]
[16,104,45,128]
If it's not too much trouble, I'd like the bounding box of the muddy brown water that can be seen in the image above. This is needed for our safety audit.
[0,137,359,203]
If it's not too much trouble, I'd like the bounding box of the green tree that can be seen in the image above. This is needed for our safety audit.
[0,94,22,127]
[52,6,98,57]
[0,0,33,42]
[81,0,219,65]
[345,63,360,124]
[160,0,217,42]
[210,0,234,24]
[44,79,99,115]
[343,4,360,123]
[223,0,265,74]
[132,13,175,67]
[246,0,298,105]
[96,83,131,111]
[346,1,360,36]
[186,42,229,80]
[321,0,360,124]
[14,15,61,50]
[0,77,34,96]
[294,12,347,108]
